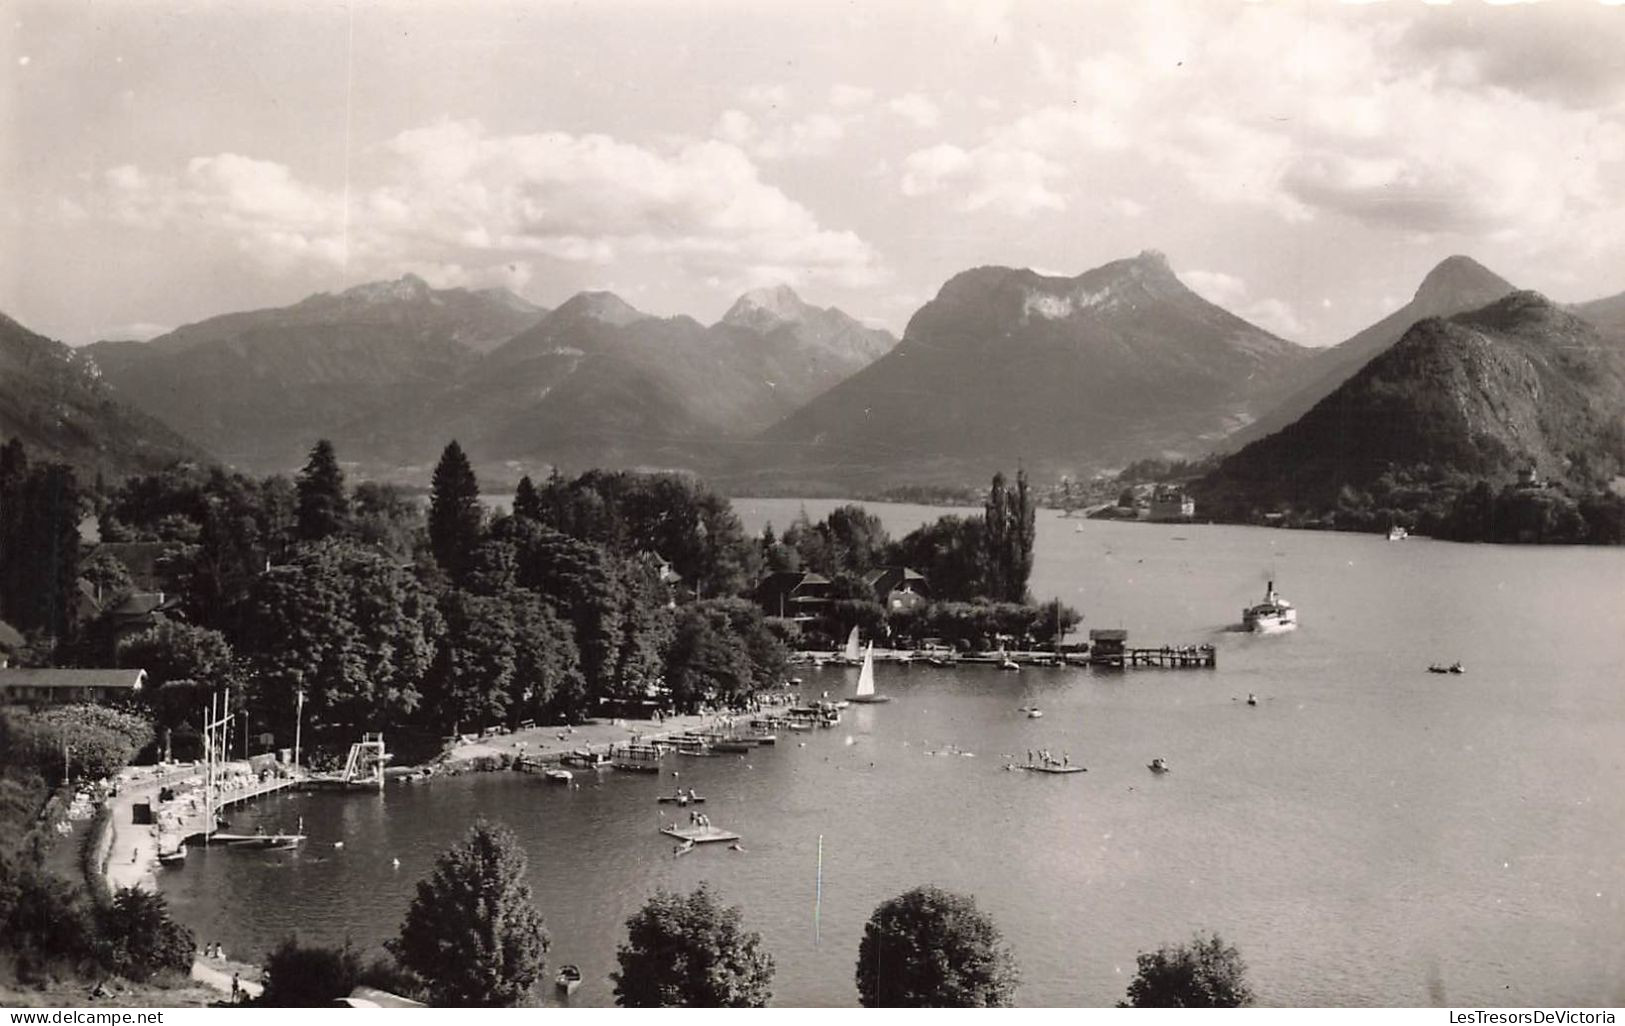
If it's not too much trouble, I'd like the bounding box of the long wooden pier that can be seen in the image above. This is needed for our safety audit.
[792,644,1217,670]
[1091,645,1217,669]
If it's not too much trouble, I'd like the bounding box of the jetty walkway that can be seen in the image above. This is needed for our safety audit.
[441,696,799,773]
[104,762,302,892]
[791,645,1217,669]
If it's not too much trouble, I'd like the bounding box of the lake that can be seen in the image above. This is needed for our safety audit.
[158,502,1625,1006]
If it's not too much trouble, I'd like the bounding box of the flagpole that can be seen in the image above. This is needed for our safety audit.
[815,834,824,946]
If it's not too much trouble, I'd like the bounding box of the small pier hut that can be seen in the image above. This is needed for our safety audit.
[1089,629,1129,666]
[1087,628,1216,669]
[612,743,664,773]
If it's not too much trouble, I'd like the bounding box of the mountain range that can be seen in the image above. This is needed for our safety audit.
[0,311,203,477]
[729,251,1311,492]
[83,277,894,476]
[1193,290,1625,517]
[9,251,1625,500]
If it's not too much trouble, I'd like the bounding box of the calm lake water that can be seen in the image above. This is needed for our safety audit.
[159,503,1625,1006]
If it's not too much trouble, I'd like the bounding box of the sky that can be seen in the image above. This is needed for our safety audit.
[3,0,1624,347]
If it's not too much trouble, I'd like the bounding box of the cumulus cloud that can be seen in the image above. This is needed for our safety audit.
[1182,270,1249,309]
[1183,267,1304,339]
[742,83,790,110]
[97,120,884,291]
[1399,7,1625,109]
[945,0,1013,42]
[900,143,1066,218]
[830,83,875,109]
[716,106,858,161]
[888,93,942,129]
[923,1,1625,256]
[104,154,348,268]
[1238,298,1306,341]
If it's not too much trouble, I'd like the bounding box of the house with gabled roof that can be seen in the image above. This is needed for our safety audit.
[0,667,147,706]
[755,570,832,621]
[862,566,931,613]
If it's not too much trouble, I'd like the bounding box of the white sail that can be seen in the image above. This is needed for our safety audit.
[843,626,861,662]
[855,643,876,697]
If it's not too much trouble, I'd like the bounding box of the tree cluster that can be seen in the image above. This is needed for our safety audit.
[2,704,155,785]
[0,438,83,646]
[888,598,1080,652]
[18,436,787,752]
[173,817,1257,1009]
[885,469,1038,603]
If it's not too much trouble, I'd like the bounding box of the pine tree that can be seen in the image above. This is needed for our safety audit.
[11,462,81,641]
[389,820,549,1006]
[512,475,542,522]
[0,438,28,625]
[1010,466,1037,603]
[295,439,349,541]
[429,441,484,582]
[980,469,1036,603]
[983,472,1010,601]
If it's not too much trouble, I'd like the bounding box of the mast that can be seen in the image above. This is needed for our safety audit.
[814,834,824,946]
[293,688,305,772]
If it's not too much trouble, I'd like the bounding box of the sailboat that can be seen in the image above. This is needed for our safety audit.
[850,643,890,703]
[841,626,862,665]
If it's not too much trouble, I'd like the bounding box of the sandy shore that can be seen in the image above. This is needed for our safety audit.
[439,698,798,768]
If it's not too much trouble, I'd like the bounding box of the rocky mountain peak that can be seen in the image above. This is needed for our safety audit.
[1413,255,1515,311]
[722,284,809,329]
[551,291,647,327]
[338,273,436,306]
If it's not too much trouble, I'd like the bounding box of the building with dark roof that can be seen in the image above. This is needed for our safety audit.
[862,566,930,613]
[105,591,183,643]
[0,667,147,706]
[755,570,832,621]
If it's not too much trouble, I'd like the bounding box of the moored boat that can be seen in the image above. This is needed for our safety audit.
[1243,581,1298,633]
[656,791,705,805]
[1148,757,1171,774]
[544,768,573,783]
[556,965,582,994]
[1388,525,1409,541]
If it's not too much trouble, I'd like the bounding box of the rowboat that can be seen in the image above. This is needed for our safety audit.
[556,965,581,994]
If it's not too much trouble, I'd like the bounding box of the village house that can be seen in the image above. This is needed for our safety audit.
[0,667,147,707]
[1089,628,1129,665]
[104,591,184,644]
[862,566,931,613]
[755,570,832,621]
